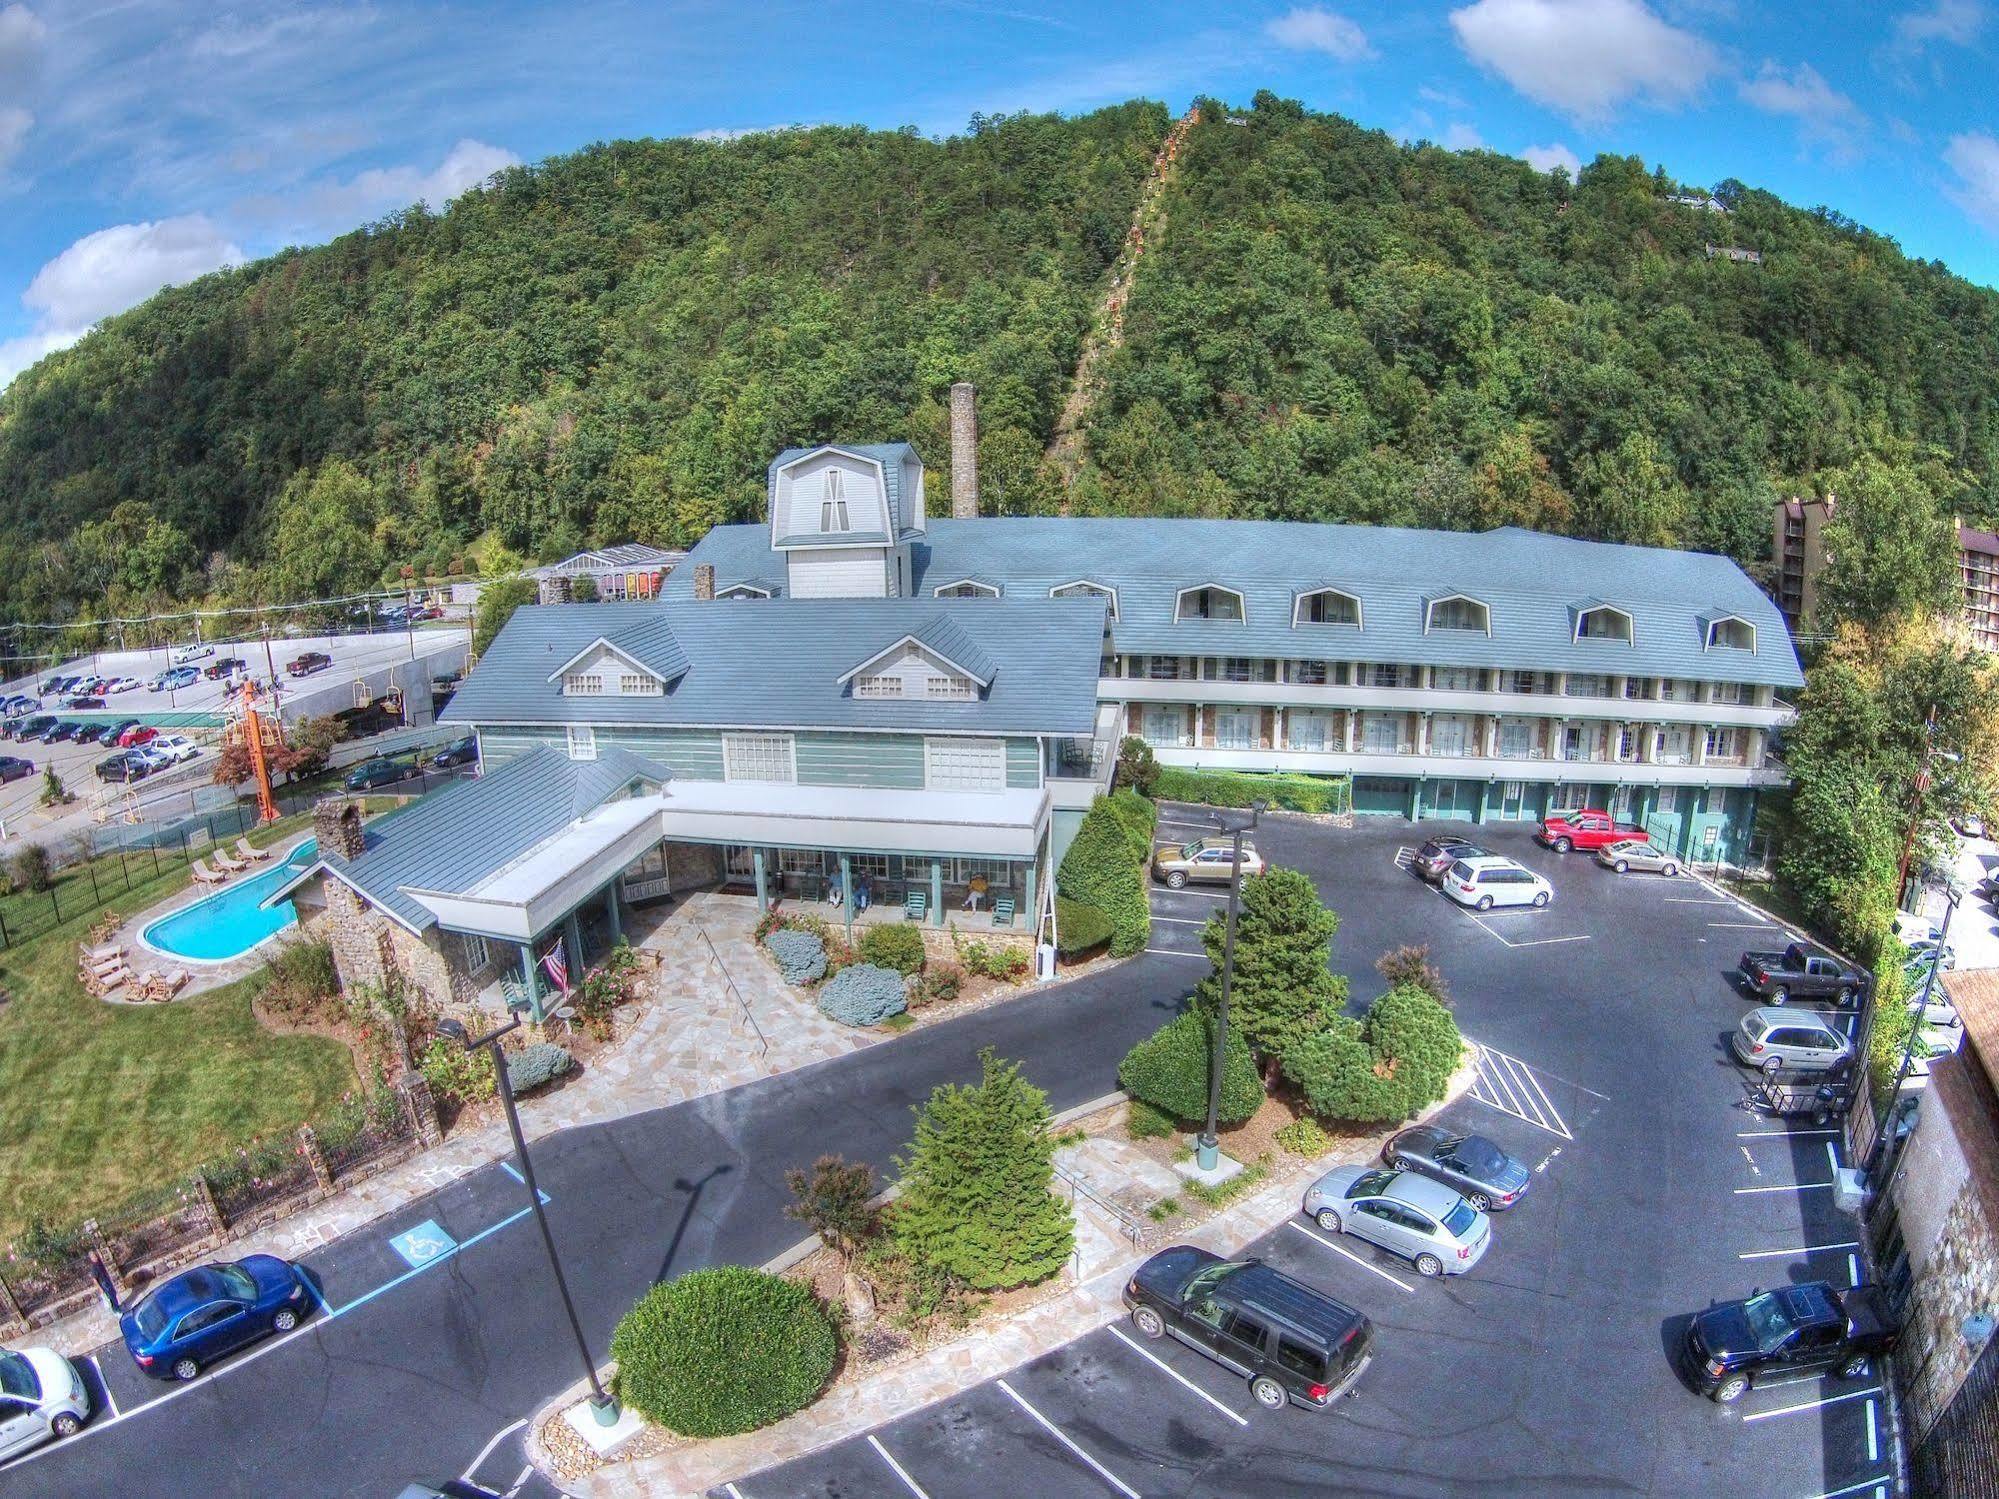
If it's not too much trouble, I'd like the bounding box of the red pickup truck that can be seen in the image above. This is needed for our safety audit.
[1536,809,1649,853]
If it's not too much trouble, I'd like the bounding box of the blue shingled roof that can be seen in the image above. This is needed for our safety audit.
[663,517,1804,688]
[442,597,1104,734]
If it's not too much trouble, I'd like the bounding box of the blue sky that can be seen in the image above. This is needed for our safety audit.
[3,0,1998,384]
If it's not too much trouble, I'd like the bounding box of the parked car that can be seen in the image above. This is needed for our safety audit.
[1305,1166,1491,1277]
[345,756,421,792]
[1536,809,1648,854]
[203,657,247,681]
[1680,1282,1895,1403]
[154,733,200,764]
[169,643,214,665]
[47,721,88,743]
[14,716,53,741]
[0,1346,90,1458]
[1382,1125,1531,1213]
[1593,838,1682,876]
[94,751,147,783]
[1904,936,1957,972]
[118,723,160,749]
[1736,943,1866,1007]
[1151,837,1265,890]
[77,721,122,746]
[1892,909,1940,947]
[286,651,332,678]
[1441,855,1552,911]
[96,718,140,744]
[127,744,177,776]
[65,695,105,711]
[36,676,62,694]
[431,736,478,769]
[1121,1245,1374,1411]
[1412,835,1485,882]
[150,666,199,692]
[0,756,31,783]
[1732,1007,1855,1075]
[120,1255,309,1380]
[106,676,142,693]
[1953,812,1986,839]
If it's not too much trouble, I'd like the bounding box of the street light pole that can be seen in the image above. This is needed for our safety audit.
[1864,884,1960,1182]
[438,1015,620,1426]
[1197,799,1266,1174]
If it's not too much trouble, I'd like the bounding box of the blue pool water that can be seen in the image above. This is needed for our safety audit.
[141,839,318,962]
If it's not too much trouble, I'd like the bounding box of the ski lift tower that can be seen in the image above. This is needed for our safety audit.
[226,676,284,824]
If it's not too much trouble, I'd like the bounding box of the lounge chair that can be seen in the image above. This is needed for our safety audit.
[234,838,270,863]
[189,858,227,885]
[211,848,249,874]
[80,941,122,963]
[85,951,126,975]
[84,962,132,994]
[991,896,1015,928]
[150,969,189,1001]
[904,887,927,923]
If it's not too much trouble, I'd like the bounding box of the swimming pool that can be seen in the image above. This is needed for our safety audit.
[141,839,318,963]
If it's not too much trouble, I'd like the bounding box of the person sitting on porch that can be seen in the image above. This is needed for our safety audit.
[827,877,844,909]
[966,875,988,912]
[855,873,872,912]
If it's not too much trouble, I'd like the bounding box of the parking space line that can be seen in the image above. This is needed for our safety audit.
[1738,1242,1859,1260]
[1151,915,1206,925]
[1737,1128,1842,1138]
[1734,1182,1835,1195]
[1787,1477,1896,1499]
[1472,1047,1543,1126]
[1709,921,1780,929]
[868,1433,935,1498]
[1850,1253,1861,1287]
[1742,1384,1882,1422]
[87,1354,116,1418]
[1866,1397,1878,1462]
[1505,1052,1572,1138]
[996,1379,1141,1499]
[1160,888,1231,899]
[504,1462,532,1497]
[1826,1140,1841,1172]
[461,1418,528,1483]
[1107,1325,1250,1426]
[1286,1220,1416,1292]
[1144,947,1207,960]
[724,1484,749,1499]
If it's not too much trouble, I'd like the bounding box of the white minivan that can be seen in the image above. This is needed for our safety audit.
[1442,855,1552,911]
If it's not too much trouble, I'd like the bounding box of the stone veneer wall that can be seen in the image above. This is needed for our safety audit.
[1901,1179,1999,1439]
[662,840,723,891]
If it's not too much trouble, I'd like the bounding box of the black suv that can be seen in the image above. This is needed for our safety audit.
[1123,1246,1373,1411]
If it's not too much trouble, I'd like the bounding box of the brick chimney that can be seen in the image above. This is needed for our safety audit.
[313,796,366,860]
[693,562,715,601]
[949,381,978,519]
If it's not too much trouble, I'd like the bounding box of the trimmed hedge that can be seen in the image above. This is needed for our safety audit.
[1117,1009,1263,1126]
[1054,896,1114,957]
[1154,766,1351,814]
[1057,791,1157,958]
[858,922,926,975]
[764,927,829,984]
[1283,982,1463,1123]
[611,1266,836,1436]
[817,963,908,1026]
[506,1042,573,1094]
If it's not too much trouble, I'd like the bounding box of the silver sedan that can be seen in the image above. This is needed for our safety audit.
[1303,1165,1492,1277]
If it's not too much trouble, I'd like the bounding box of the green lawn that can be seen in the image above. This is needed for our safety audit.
[0,822,356,1239]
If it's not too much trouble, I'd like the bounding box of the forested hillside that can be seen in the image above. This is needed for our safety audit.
[2,90,1998,632]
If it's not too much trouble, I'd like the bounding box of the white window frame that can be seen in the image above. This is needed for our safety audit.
[1292,588,1362,628]
[1657,786,1679,813]
[819,469,851,533]
[566,725,598,762]
[462,933,491,973]
[618,672,662,696]
[1049,580,1119,620]
[923,737,1007,793]
[1214,710,1257,750]
[1174,584,1246,623]
[1434,666,1477,692]
[1705,616,1756,651]
[563,673,604,696]
[1424,594,1491,635]
[1360,713,1403,754]
[1141,707,1190,748]
[932,578,1000,599]
[1498,719,1532,757]
[1574,605,1634,644]
[1286,711,1331,751]
[1429,715,1471,756]
[717,583,773,601]
[1710,681,1744,704]
[723,732,796,784]
[924,674,976,701]
[854,675,904,698]
[1370,662,1405,689]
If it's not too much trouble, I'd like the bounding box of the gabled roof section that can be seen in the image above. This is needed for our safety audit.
[769,442,924,540]
[1699,609,1758,651]
[838,616,997,689]
[716,576,781,599]
[1292,584,1364,628]
[1570,598,1635,642]
[545,617,690,686]
[931,574,1002,597]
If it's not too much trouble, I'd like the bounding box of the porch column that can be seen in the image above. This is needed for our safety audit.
[1023,858,1036,936]
[930,859,943,927]
[1407,778,1423,821]
[604,882,622,943]
[518,942,544,1022]
[1694,726,1709,766]
[753,847,768,911]
[1343,711,1356,753]
[1474,780,1490,824]
[840,853,854,948]
[565,911,585,981]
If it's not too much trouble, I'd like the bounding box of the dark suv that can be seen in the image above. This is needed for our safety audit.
[1122,1246,1373,1411]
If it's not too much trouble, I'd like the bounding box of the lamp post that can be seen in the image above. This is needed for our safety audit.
[1863,880,1961,1183]
[436,1015,620,1426]
[1197,799,1267,1174]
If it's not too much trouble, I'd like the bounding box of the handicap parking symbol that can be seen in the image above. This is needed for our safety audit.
[389,1219,458,1268]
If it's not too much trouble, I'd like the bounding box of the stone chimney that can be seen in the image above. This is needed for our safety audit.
[313,796,366,860]
[949,381,979,519]
[693,562,715,601]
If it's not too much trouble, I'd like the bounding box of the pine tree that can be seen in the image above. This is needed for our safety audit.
[892,1049,1074,1291]
[1193,868,1347,1074]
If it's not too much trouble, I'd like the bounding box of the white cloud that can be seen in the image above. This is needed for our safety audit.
[1893,0,1985,52]
[1739,61,1869,159]
[1265,7,1374,61]
[0,215,243,386]
[1944,130,1999,233]
[1448,0,1719,122]
[1444,122,1487,150]
[301,138,518,224]
[0,105,27,169]
[0,3,47,173]
[1522,141,1582,174]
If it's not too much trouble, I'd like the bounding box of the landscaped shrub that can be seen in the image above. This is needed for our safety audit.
[909,966,962,1009]
[506,1042,574,1095]
[9,842,51,893]
[1191,868,1347,1075]
[1154,766,1351,814]
[1125,1100,1175,1140]
[1057,792,1156,958]
[858,923,926,975]
[420,1036,497,1106]
[1117,1010,1263,1126]
[1275,1117,1332,1156]
[1055,896,1113,958]
[764,927,829,984]
[784,1154,879,1256]
[1116,735,1160,796]
[955,935,1030,982]
[610,1266,836,1437]
[1365,984,1462,1108]
[1283,982,1465,1124]
[1375,943,1450,1005]
[817,964,908,1026]
[260,940,342,1023]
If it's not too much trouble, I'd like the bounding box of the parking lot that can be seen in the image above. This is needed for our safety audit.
[728,813,1897,1499]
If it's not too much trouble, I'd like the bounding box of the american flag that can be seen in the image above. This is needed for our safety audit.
[541,939,570,994]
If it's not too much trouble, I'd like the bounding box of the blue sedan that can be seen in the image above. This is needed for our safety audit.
[120,1255,309,1380]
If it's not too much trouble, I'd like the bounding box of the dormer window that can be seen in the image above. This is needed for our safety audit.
[820,469,851,533]
[1705,615,1756,651]
[717,584,772,601]
[562,672,604,695]
[1425,595,1490,634]
[1050,580,1119,621]
[933,579,1000,599]
[1175,585,1245,623]
[1574,604,1633,643]
[1294,588,1362,628]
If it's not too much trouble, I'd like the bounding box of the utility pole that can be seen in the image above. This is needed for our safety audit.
[1865,885,1959,1183]
[1197,799,1266,1174]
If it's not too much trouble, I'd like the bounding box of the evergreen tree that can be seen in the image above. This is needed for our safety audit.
[892,1049,1073,1291]
[1193,868,1347,1074]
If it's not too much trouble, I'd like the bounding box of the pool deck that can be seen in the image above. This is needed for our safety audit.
[103,830,317,1002]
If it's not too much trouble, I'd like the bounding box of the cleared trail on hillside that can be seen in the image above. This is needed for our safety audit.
[1047,108,1198,504]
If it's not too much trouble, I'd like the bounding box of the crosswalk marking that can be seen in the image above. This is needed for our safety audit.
[1467,1043,1573,1139]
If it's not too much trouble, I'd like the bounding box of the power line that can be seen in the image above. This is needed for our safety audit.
[1,586,428,633]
